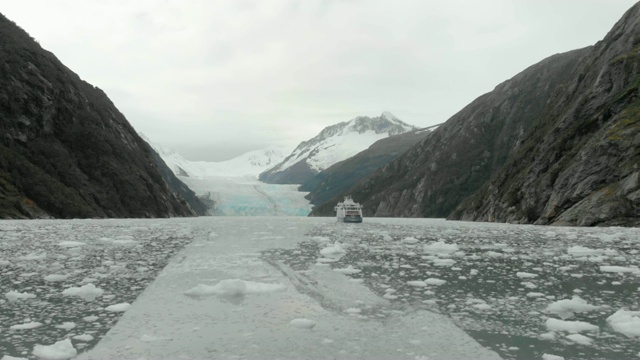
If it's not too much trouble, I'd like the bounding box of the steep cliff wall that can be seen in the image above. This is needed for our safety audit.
[0,13,196,218]
[313,48,588,218]
[451,3,640,226]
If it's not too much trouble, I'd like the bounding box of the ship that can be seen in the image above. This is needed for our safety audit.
[335,196,363,223]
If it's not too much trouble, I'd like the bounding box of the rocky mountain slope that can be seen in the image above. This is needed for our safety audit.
[0,13,198,218]
[451,3,640,226]
[311,47,589,218]
[259,112,416,185]
[311,2,640,226]
[302,126,436,208]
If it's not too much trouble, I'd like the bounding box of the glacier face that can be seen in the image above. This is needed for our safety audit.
[143,135,311,216]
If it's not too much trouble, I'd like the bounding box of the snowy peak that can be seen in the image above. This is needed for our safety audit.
[141,134,289,178]
[259,113,418,184]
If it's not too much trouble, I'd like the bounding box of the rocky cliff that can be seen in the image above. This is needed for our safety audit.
[0,13,198,218]
[450,3,640,226]
[304,127,434,212]
[311,47,589,218]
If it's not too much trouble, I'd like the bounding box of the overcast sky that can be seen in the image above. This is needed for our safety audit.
[3,1,638,161]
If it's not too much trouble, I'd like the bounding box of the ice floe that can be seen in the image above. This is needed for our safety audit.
[606,309,640,338]
[545,296,599,319]
[32,338,77,360]
[104,303,131,312]
[61,283,104,301]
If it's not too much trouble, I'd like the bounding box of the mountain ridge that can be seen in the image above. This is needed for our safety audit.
[0,13,196,218]
[259,112,417,185]
[310,47,590,218]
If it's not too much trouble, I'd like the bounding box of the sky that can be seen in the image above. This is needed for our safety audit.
[2,0,638,161]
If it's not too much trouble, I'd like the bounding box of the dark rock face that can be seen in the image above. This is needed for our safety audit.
[305,128,433,214]
[0,13,196,218]
[313,48,589,219]
[451,3,640,226]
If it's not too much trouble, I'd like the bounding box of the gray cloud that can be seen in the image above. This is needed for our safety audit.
[3,0,637,161]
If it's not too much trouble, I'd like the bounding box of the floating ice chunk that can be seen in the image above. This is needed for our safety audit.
[568,246,603,257]
[54,322,76,330]
[423,241,459,255]
[600,266,640,274]
[44,274,68,282]
[105,302,131,312]
[184,279,286,298]
[473,303,492,310]
[542,354,565,360]
[516,272,538,278]
[333,265,361,275]
[545,318,598,333]
[72,334,94,342]
[290,318,316,329]
[62,283,104,301]
[0,259,10,266]
[10,321,43,330]
[402,237,420,244]
[2,355,29,360]
[320,242,346,256]
[82,316,99,322]
[57,241,85,247]
[32,338,77,360]
[407,281,427,287]
[433,258,456,267]
[545,296,599,319]
[606,309,640,337]
[425,278,447,286]
[527,292,545,298]
[5,291,36,301]
[565,333,593,345]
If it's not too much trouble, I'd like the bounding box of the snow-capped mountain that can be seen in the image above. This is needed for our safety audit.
[259,112,417,184]
[141,134,289,178]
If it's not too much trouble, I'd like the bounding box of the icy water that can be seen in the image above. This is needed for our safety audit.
[1,217,639,359]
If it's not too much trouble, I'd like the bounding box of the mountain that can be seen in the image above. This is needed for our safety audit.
[302,126,437,209]
[310,47,588,218]
[259,112,417,185]
[0,13,196,219]
[147,139,289,178]
[450,3,640,226]
[311,2,640,227]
